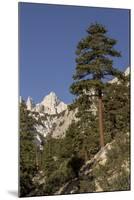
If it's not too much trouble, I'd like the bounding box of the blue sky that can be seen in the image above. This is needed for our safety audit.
[19,3,130,104]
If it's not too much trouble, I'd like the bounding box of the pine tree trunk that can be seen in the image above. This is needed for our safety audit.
[98,90,105,148]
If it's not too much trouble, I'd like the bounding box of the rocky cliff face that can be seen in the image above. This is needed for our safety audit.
[26,92,67,115]
[25,92,75,141]
[26,96,34,110]
[40,92,67,115]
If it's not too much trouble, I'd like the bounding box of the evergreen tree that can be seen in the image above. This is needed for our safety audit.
[70,23,122,148]
[104,74,130,139]
[19,100,37,197]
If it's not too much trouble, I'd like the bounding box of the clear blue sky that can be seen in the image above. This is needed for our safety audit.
[19,3,130,104]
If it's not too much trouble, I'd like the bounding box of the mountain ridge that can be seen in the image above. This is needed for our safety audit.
[26,91,67,115]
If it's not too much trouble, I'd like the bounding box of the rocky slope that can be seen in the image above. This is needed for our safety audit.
[24,92,76,148]
[31,132,130,196]
[54,133,130,194]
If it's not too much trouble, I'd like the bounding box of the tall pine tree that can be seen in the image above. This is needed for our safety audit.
[70,23,122,148]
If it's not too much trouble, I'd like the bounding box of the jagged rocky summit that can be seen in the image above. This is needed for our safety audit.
[26,91,67,115]
[24,92,75,139]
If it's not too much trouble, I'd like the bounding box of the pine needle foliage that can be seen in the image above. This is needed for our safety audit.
[70,23,123,148]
